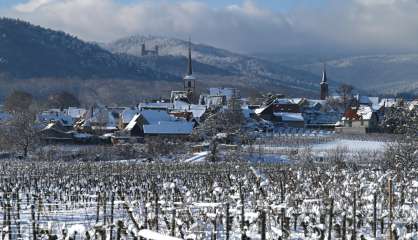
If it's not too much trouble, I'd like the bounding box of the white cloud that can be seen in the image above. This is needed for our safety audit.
[14,0,56,13]
[5,0,418,54]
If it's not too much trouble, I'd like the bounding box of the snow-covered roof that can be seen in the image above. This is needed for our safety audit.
[83,107,118,128]
[408,100,418,111]
[173,100,190,110]
[139,102,172,110]
[124,113,141,131]
[254,105,270,115]
[141,109,173,124]
[209,87,238,98]
[379,98,397,108]
[291,98,303,104]
[38,110,74,127]
[273,98,294,104]
[184,75,196,80]
[189,107,206,118]
[357,105,374,120]
[138,230,182,240]
[143,121,193,135]
[121,108,140,124]
[67,107,87,119]
[273,112,304,122]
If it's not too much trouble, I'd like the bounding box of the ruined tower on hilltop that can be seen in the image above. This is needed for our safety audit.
[141,43,159,56]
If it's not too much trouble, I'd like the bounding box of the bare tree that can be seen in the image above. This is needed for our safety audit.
[1,109,39,158]
[337,84,353,111]
[0,91,40,158]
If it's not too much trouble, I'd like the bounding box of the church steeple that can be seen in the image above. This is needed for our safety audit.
[187,37,193,76]
[321,63,327,83]
[320,63,329,100]
[184,37,196,101]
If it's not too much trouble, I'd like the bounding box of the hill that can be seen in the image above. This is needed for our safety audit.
[0,18,172,80]
[104,35,323,97]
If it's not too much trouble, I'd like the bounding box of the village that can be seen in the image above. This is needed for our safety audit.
[0,43,416,163]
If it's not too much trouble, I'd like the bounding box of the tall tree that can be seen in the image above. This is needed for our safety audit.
[3,90,33,113]
[1,91,39,158]
[47,91,80,109]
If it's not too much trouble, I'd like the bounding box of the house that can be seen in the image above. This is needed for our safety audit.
[37,109,74,130]
[78,105,118,133]
[139,102,172,111]
[119,107,140,129]
[39,121,73,143]
[66,107,87,120]
[299,99,341,129]
[172,100,207,122]
[254,97,305,127]
[336,105,378,134]
[201,87,240,108]
[114,109,194,140]
[124,114,143,137]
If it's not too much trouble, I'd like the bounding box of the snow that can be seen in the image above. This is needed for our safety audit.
[138,229,182,240]
[67,107,87,119]
[121,108,140,124]
[140,109,173,124]
[273,112,304,121]
[311,139,387,152]
[124,113,141,131]
[184,151,209,163]
[209,87,238,99]
[143,121,193,135]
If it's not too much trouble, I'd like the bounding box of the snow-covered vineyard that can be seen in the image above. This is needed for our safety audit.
[0,161,417,239]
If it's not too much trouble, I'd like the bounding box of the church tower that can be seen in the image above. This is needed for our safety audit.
[320,63,329,100]
[184,38,196,96]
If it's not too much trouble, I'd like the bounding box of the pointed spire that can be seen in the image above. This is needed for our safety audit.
[187,37,193,76]
[321,63,327,83]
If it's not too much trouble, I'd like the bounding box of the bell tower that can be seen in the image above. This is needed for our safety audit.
[183,38,196,100]
[320,63,329,100]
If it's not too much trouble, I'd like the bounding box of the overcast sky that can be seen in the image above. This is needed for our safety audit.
[2,0,418,55]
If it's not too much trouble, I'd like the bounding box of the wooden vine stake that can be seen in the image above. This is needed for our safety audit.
[388,177,394,240]
[328,198,334,240]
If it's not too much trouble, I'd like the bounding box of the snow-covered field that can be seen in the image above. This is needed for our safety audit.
[311,139,387,152]
[0,160,416,239]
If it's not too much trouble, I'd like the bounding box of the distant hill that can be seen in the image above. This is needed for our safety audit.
[104,35,323,97]
[256,53,418,97]
[0,18,173,80]
[299,54,418,96]
[0,18,325,103]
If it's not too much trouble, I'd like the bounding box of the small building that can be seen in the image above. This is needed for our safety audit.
[39,122,73,143]
[254,98,304,127]
[119,107,140,129]
[37,109,74,130]
[336,105,378,134]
